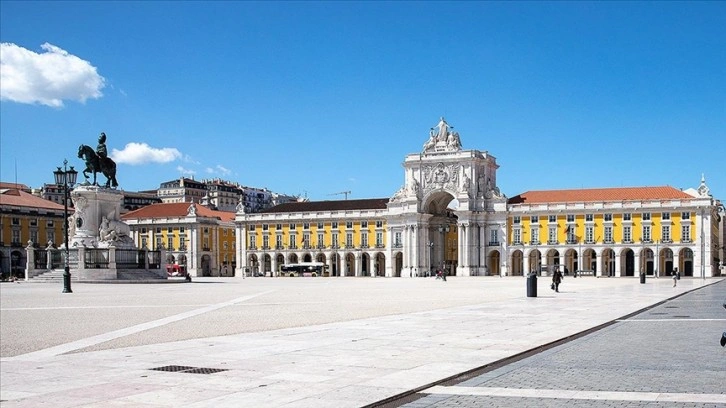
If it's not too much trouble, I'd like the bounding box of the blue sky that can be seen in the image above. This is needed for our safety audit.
[1,1,724,202]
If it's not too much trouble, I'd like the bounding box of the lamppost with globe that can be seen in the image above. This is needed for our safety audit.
[54,160,78,293]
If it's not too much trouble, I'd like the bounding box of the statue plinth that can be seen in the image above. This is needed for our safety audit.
[69,185,135,249]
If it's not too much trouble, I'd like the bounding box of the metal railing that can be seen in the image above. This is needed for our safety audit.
[116,249,145,269]
[84,249,110,269]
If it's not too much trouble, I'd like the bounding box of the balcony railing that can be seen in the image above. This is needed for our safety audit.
[547,240,558,245]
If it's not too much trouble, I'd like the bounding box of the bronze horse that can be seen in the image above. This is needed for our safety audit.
[77,144,118,188]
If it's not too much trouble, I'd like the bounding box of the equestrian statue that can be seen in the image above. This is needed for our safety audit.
[78,132,119,188]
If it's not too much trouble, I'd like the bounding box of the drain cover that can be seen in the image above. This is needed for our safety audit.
[184,367,229,374]
[150,365,196,372]
[149,365,228,375]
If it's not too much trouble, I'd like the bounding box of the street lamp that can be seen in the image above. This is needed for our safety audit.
[54,159,78,293]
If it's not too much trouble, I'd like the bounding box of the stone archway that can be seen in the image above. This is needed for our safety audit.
[510,249,524,276]
[385,117,508,277]
[394,252,403,277]
[373,252,385,277]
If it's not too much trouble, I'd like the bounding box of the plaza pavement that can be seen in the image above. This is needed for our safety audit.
[0,275,723,407]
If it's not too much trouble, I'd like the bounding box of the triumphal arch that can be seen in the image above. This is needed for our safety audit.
[386,117,509,277]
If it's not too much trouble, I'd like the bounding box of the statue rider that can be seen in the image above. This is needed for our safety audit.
[97,132,108,160]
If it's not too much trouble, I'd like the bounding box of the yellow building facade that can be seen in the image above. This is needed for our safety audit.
[235,118,723,279]
[122,202,236,277]
[0,183,67,279]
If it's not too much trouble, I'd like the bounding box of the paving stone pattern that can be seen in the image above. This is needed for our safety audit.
[405,280,726,408]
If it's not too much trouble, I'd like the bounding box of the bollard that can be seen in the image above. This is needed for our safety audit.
[526,272,537,297]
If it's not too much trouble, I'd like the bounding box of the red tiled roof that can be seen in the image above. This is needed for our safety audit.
[0,182,31,191]
[262,198,390,213]
[0,187,65,211]
[121,202,235,222]
[508,186,694,205]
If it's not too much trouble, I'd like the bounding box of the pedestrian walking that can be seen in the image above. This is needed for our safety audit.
[672,267,678,287]
[552,267,563,292]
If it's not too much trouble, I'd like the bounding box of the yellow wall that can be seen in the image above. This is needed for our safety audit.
[250,220,387,249]
[509,211,696,245]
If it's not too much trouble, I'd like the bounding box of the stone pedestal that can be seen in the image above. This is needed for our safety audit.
[69,185,133,249]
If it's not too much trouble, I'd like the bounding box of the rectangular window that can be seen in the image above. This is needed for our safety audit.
[566,226,576,243]
[585,226,594,243]
[30,230,38,244]
[513,229,521,244]
[376,220,383,228]
[566,214,575,223]
[262,224,269,231]
[361,232,368,247]
[317,233,324,248]
[276,235,283,248]
[332,233,339,248]
[681,225,691,242]
[303,223,310,230]
[288,235,295,248]
[513,216,521,224]
[642,225,651,242]
[302,233,310,247]
[203,238,209,250]
[531,215,539,223]
[376,232,383,247]
[167,237,173,250]
[249,234,257,249]
[156,227,162,234]
[289,223,295,230]
[585,214,594,222]
[30,218,38,227]
[11,217,19,225]
[490,229,498,245]
[623,226,632,243]
[662,212,671,221]
[346,233,353,247]
[141,237,148,248]
[623,213,632,221]
[47,220,54,228]
[276,224,282,230]
[167,227,173,233]
[548,227,557,244]
[46,231,55,245]
[180,237,186,249]
[530,227,539,244]
[604,213,613,222]
[681,212,691,220]
[180,227,185,233]
[317,222,324,229]
[361,221,368,228]
[12,230,20,244]
[262,235,269,249]
[662,225,671,242]
[346,221,353,229]
[642,213,651,221]
[394,232,402,247]
[604,226,613,243]
[548,215,557,223]
[156,237,163,249]
[332,222,338,229]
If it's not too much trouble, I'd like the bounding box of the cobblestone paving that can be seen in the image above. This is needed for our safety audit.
[404,280,726,407]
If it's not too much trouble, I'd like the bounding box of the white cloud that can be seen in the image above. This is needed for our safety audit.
[111,142,182,165]
[176,166,196,176]
[0,42,105,107]
[216,165,231,176]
